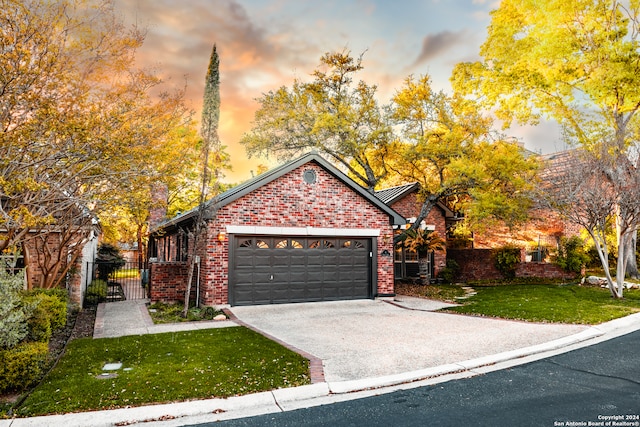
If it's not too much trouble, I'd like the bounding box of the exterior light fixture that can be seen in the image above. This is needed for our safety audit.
[217,231,226,243]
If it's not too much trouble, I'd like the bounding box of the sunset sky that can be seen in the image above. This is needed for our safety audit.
[115,0,567,183]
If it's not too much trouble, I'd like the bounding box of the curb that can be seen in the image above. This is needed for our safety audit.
[0,323,611,427]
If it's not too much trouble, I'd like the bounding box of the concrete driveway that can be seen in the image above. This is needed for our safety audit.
[228,298,589,383]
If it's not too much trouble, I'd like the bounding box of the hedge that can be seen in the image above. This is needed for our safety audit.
[0,342,49,393]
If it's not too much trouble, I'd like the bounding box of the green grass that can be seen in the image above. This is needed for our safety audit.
[112,268,139,279]
[443,283,640,324]
[14,328,310,417]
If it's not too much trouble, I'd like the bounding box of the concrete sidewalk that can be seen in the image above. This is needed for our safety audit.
[93,299,237,338]
[3,299,640,427]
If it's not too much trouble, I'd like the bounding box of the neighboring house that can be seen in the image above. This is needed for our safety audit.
[148,152,406,307]
[447,150,582,282]
[0,225,99,306]
[471,150,582,255]
[375,182,459,280]
[119,242,141,264]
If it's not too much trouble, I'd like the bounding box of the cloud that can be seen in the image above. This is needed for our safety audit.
[410,30,468,69]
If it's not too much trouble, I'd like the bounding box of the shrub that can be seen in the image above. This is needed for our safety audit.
[494,246,521,279]
[0,341,49,393]
[0,269,28,350]
[96,243,125,281]
[23,298,51,343]
[554,236,590,274]
[438,259,460,283]
[85,279,108,306]
[21,291,68,335]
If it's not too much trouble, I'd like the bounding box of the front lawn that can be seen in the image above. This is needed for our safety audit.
[442,283,640,324]
[14,327,310,417]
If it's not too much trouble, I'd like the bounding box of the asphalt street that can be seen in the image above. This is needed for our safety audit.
[195,329,640,427]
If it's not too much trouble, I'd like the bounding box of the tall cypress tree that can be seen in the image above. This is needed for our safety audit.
[201,44,220,152]
[183,43,221,316]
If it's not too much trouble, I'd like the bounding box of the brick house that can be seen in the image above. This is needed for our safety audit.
[1,219,99,306]
[148,152,405,307]
[470,150,583,253]
[375,182,458,280]
[447,150,583,282]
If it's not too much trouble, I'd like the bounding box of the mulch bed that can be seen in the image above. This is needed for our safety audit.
[48,305,97,359]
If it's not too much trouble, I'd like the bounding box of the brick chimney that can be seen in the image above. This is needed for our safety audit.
[149,182,169,231]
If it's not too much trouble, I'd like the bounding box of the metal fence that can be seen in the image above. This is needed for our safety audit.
[87,261,149,302]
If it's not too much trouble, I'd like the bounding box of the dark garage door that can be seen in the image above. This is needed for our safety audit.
[230,236,372,306]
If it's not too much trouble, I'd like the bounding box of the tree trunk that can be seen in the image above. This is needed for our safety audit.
[182,222,202,317]
[418,252,430,285]
[393,196,437,244]
[625,230,639,279]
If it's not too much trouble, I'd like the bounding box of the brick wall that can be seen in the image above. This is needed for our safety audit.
[448,249,575,282]
[149,262,193,303]
[152,161,396,306]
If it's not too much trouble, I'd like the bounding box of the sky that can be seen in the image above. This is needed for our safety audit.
[115,0,568,183]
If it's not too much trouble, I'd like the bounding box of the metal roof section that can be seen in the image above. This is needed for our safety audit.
[152,152,406,232]
[375,182,461,220]
[374,182,420,205]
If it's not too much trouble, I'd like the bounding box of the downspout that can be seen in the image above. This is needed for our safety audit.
[195,255,201,308]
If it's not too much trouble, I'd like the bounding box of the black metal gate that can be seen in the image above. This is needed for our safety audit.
[85,261,149,303]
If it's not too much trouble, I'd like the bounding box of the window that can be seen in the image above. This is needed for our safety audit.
[394,246,403,262]
[239,239,252,248]
[345,240,364,249]
[276,239,304,248]
[405,249,418,262]
[256,240,270,249]
[310,240,335,249]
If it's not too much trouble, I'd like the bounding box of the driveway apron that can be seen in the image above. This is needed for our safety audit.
[229,299,588,382]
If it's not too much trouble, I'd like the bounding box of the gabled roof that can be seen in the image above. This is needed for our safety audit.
[375,182,459,219]
[539,149,581,182]
[374,182,420,205]
[153,152,406,232]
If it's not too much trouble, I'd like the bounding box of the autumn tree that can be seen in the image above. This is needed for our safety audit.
[452,0,640,291]
[0,0,192,288]
[241,50,392,191]
[387,75,539,242]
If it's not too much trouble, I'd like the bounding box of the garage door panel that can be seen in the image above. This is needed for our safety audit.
[323,253,338,265]
[253,253,271,266]
[290,254,306,264]
[323,270,338,282]
[271,287,291,302]
[289,270,307,282]
[231,235,371,306]
[306,253,323,266]
[235,252,255,268]
[272,253,289,267]
[233,286,255,304]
